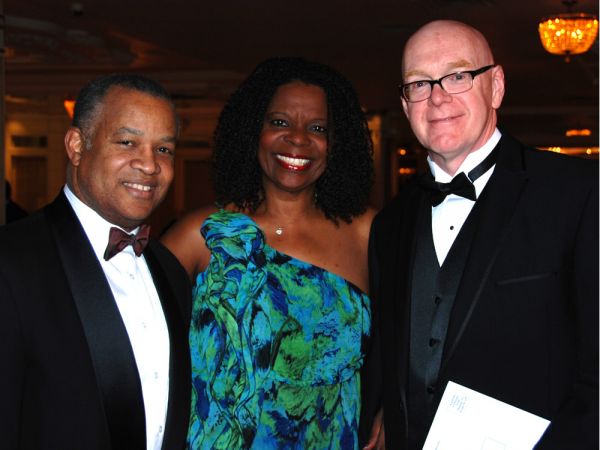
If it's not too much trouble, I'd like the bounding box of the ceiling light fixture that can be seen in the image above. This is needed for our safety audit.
[538,0,599,62]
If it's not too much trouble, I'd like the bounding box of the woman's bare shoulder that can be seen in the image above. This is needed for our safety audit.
[352,206,378,236]
[160,204,220,279]
[161,206,216,243]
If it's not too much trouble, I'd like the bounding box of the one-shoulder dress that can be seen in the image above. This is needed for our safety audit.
[187,210,371,449]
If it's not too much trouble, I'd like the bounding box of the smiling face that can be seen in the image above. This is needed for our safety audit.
[401,20,505,174]
[258,81,328,194]
[65,86,177,230]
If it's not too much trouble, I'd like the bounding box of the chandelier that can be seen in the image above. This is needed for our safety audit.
[538,0,599,61]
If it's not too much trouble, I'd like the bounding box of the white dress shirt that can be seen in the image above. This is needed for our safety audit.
[64,186,170,450]
[428,128,502,266]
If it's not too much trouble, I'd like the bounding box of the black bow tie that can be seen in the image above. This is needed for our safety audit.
[420,146,499,206]
[421,172,475,206]
[103,224,150,261]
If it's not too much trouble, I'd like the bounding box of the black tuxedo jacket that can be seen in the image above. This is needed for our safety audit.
[361,133,598,449]
[0,193,192,450]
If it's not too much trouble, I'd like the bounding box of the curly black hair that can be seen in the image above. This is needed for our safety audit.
[213,57,374,223]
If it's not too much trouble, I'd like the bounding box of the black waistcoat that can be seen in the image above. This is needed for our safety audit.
[407,199,482,448]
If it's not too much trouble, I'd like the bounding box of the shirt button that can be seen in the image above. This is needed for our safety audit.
[427,385,435,394]
[434,296,442,305]
[154,372,159,379]
[159,426,163,433]
[429,338,440,348]
[129,273,135,280]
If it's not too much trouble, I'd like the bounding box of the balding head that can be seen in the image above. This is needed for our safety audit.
[402,20,495,75]
[399,20,505,175]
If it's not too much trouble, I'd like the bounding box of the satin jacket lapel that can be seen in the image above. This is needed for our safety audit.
[144,242,191,450]
[439,135,528,376]
[45,192,146,450]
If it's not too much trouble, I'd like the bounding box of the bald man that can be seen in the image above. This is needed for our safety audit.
[362,20,598,449]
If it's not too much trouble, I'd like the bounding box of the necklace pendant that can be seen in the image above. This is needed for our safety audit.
[275,227,283,236]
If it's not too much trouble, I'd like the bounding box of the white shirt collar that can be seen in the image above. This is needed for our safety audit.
[63,185,141,262]
[428,128,502,183]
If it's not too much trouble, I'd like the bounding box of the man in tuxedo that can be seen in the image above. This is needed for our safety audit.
[362,20,598,449]
[0,74,192,449]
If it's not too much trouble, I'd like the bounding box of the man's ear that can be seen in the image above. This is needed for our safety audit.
[64,127,85,166]
[491,65,505,110]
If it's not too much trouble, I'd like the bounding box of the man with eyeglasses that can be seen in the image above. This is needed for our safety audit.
[361,19,598,450]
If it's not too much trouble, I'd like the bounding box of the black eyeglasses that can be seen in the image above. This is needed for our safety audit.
[399,65,496,103]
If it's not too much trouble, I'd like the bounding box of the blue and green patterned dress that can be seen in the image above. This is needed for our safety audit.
[187,210,371,450]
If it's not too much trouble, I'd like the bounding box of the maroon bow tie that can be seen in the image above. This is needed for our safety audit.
[103,224,151,261]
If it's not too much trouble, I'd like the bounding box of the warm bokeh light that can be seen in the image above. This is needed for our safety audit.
[63,99,76,119]
[565,128,592,136]
[539,146,599,156]
[397,148,408,156]
[539,13,599,59]
[398,167,417,175]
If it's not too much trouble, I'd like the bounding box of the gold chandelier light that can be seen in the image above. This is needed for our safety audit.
[539,0,599,61]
